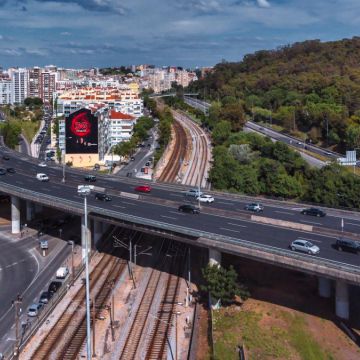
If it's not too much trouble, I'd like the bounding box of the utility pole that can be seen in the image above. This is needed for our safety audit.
[92,297,96,357]
[62,150,66,183]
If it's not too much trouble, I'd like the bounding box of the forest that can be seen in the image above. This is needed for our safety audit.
[188,37,360,151]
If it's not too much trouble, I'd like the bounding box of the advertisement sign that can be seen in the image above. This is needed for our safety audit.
[65,108,98,154]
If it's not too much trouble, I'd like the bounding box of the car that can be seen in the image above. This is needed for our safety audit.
[0,168,6,175]
[334,238,360,254]
[130,157,135,161]
[95,193,112,201]
[40,239,48,249]
[244,203,264,212]
[135,185,152,193]
[56,267,69,279]
[290,239,320,255]
[27,303,43,317]
[6,168,15,174]
[126,172,132,177]
[93,163,100,170]
[184,189,203,197]
[84,175,96,182]
[39,291,51,304]
[48,281,62,295]
[297,141,302,145]
[38,162,47,167]
[178,204,200,214]
[36,173,49,182]
[301,208,326,217]
[196,194,215,203]
[325,151,332,155]
[2,155,9,160]
[145,162,151,167]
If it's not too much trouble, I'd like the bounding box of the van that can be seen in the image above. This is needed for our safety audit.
[36,173,49,182]
[56,266,69,279]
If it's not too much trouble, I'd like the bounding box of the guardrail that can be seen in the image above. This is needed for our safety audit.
[1,182,360,283]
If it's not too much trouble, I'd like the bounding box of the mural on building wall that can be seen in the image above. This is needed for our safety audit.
[65,108,98,154]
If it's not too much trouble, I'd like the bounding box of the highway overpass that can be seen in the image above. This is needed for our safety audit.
[0,145,359,319]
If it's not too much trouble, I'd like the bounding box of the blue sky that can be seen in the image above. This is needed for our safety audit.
[0,0,359,68]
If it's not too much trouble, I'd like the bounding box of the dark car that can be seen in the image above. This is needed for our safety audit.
[0,168,6,175]
[84,175,96,182]
[301,208,326,217]
[95,193,112,201]
[48,281,62,295]
[39,291,51,304]
[2,155,9,160]
[178,204,200,214]
[145,162,150,167]
[126,172,133,177]
[130,157,135,161]
[335,238,360,254]
[6,168,15,174]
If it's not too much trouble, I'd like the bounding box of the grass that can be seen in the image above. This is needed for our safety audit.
[20,120,41,143]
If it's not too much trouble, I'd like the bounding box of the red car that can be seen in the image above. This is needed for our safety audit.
[135,185,152,193]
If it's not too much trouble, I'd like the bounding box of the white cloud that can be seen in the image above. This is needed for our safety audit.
[257,0,270,8]
[60,31,71,36]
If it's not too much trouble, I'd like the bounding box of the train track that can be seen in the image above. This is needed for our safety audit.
[158,119,188,183]
[29,229,129,360]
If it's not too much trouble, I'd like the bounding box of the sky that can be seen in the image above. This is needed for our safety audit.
[0,0,360,69]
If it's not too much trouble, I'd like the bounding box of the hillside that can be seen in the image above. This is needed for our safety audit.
[189,37,360,150]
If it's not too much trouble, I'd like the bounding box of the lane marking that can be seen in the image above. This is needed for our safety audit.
[169,193,183,197]
[169,211,184,216]
[298,237,322,244]
[112,205,125,209]
[160,215,177,220]
[217,201,232,205]
[121,201,135,206]
[275,211,295,216]
[227,222,247,228]
[220,227,242,234]
[346,222,360,228]
[299,220,322,225]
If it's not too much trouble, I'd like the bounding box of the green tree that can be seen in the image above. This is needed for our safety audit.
[212,120,231,145]
[345,124,360,148]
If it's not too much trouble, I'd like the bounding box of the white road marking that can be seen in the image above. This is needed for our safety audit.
[112,205,125,209]
[227,222,247,228]
[275,211,294,215]
[346,222,360,227]
[298,237,322,244]
[220,227,242,234]
[169,193,183,197]
[299,220,322,225]
[42,188,51,192]
[217,201,232,205]
[160,215,177,220]
[122,201,135,206]
[169,211,184,216]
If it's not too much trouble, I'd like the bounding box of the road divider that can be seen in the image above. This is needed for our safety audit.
[251,215,313,232]
[120,191,140,200]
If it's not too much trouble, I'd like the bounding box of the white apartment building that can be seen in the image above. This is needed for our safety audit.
[0,79,12,105]
[109,109,136,147]
[11,68,28,104]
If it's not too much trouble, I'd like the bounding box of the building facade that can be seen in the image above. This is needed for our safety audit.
[11,68,28,104]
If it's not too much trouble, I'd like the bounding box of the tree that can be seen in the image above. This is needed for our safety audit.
[345,124,360,149]
[201,264,249,306]
[228,144,257,164]
[0,122,21,149]
[220,102,246,131]
[212,120,231,145]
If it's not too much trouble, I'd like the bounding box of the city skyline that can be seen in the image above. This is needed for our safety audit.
[0,0,360,68]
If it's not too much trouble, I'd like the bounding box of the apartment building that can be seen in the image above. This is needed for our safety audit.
[40,71,56,104]
[109,109,136,147]
[0,79,12,105]
[10,68,28,104]
[28,67,41,98]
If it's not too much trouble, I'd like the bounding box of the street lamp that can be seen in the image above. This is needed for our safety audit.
[77,185,92,359]
[62,150,66,183]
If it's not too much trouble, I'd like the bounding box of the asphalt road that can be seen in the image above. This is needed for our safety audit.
[0,147,359,272]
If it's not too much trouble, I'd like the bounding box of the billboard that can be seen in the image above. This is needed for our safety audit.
[65,108,98,154]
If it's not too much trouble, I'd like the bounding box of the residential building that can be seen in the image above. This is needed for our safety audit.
[40,71,56,104]
[0,79,12,105]
[28,67,42,98]
[11,68,28,104]
[109,109,136,147]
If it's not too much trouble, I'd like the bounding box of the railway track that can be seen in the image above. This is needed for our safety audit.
[158,119,188,183]
[29,228,129,360]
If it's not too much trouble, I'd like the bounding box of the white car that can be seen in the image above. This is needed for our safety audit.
[38,162,47,167]
[56,266,69,279]
[184,189,203,197]
[196,194,214,203]
[290,239,320,255]
[36,173,49,182]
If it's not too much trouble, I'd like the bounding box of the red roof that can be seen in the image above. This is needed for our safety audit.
[110,110,135,120]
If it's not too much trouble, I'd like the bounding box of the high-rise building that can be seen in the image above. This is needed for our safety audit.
[0,79,11,105]
[11,68,28,104]
[40,71,56,104]
[28,67,42,98]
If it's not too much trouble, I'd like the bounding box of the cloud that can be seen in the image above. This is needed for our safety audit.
[60,31,71,36]
[257,0,270,8]
[176,0,222,14]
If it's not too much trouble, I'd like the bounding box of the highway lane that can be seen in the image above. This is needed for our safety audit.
[0,171,359,270]
[2,151,360,235]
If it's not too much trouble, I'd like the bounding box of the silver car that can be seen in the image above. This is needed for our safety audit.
[184,189,203,197]
[290,239,320,255]
[27,303,43,317]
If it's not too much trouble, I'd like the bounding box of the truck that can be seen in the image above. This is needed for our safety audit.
[56,266,69,279]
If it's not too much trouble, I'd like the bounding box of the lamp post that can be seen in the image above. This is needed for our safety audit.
[78,186,92,359]
[62,150,66,183]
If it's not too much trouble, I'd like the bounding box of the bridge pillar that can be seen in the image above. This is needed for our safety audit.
[11,196,20,234]
[93,220,102,244]
[209,248,221,267]
[335,280,349,320]
[81,215,91,261]
[26,201,34,222]
[318,277,332,298]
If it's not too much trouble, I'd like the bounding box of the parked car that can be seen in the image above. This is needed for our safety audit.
[290,239,320,255]
[56,266,69,279]
[244,203,264,212]
[6,168,15,173]
[36,173,49,182]
[196,194,215,203]
[84,174,96,182]
[130,156,135,161]
[184,189,203,197]
[178,204,200,214]
[39,291,51,304]
[135,185,152,193]
[38,162,47,167]
[27,303,43,317]
[145,162,151,167]
[0,168,6,175]
[48,281,62,295]
[95,193,112,201]
[334,238,360,254]
[301,208,326,217]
